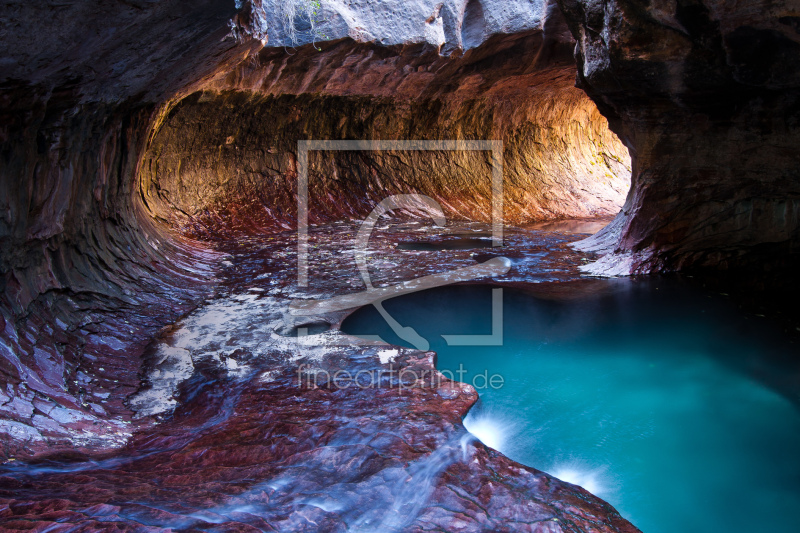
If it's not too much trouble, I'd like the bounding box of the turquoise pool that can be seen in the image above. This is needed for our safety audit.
[342,280,800,533]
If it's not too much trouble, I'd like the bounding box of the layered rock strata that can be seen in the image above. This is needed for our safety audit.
[140,39,630,237]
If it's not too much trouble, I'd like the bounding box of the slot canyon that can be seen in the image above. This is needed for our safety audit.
[1,1,799,532]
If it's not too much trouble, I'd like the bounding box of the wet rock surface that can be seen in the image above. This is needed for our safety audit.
[0,102,223,456]
[0,221,640,532]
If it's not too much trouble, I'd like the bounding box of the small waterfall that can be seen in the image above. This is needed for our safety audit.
[462,408,516,453]
[551,464,609,497]
[349,432,475,532]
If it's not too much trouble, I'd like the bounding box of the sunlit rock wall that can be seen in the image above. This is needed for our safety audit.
[139,35,631,238]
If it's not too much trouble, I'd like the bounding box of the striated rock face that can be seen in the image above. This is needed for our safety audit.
[140,36,630,238]
[0,0,259,453]
[557,0,800,276]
